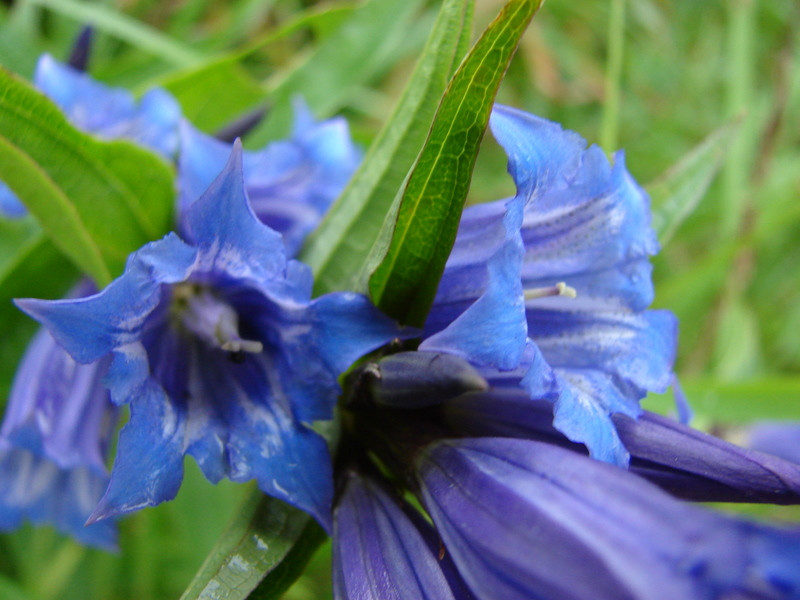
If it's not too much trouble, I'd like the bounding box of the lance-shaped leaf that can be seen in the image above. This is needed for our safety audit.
[299,0,473,295]
[368,0,544,327]
[0,68,175,282]
[179,489,326,600]
[648,118,741,246]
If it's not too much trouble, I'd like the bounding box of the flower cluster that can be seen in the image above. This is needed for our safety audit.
[3,47,800,600]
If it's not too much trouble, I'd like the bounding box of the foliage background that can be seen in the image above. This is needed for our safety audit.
[0,0,798,598]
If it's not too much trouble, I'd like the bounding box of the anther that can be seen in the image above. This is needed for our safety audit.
[524,282,577,301]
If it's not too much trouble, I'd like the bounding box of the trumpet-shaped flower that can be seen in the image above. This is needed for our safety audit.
[423,104,677,465]
[179,99,361,256]
[331,105,800,600]
[0,294,117,549]
[17,143,405,530]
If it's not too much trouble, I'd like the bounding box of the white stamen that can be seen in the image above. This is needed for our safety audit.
[524,281,578,301]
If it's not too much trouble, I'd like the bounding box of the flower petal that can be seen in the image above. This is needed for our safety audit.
[180,141,288,286]
[15,233,197,364]
[0,182,27,218]
[88,380,185,523]
[0,445,117,550]
[417,437,800,600]
[442,391,800,504]
[422,197,527,371]
[2,325,114,472]
[333,472,458,600]
[178,99,359,256]
[34,54,180,157]
[490,104,659,312]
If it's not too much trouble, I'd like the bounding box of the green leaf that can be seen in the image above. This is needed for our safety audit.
[160,57,266,133]
[648,118,741,246]
[179,489,326,600]
[299,0,474,294]
[368,0,544,327]
[0,68,175,281]
[27,0,206,67]
[248,0,428,144]
[643,377,800,423]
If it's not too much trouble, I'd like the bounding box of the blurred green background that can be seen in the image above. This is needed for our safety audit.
[0,0,798,598]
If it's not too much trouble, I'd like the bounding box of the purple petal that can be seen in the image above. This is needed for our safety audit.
[333,472,458,600]
[744,422,800,466]
[417,437,800,600]
[442,390,800,504]
[2,325,114,472]
[0,183,27,218]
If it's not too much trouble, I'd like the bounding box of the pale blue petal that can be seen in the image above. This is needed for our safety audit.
[2,325,114,471]
[527,309,677,396]
[15,233,196,364]
[0,446,117,550]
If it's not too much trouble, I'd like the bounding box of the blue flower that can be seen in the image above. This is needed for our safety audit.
[0,284,117,549]
[16,142,406,531]
[423,104,677,465]
[0,54,181,219]
[178,98,361,257]
[331,105,800,599]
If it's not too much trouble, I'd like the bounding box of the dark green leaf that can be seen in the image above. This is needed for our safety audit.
[368,0,544,326]
[648,118,741,246]
[0,68,175,281]
[179,489,326,600]
[300,0,474,294]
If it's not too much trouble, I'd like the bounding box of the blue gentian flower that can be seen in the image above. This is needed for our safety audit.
[179,99,361,257]
[423,104,677,466]
[16,142,405,531]
[331,105,800,599]
[0,282,117,549]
